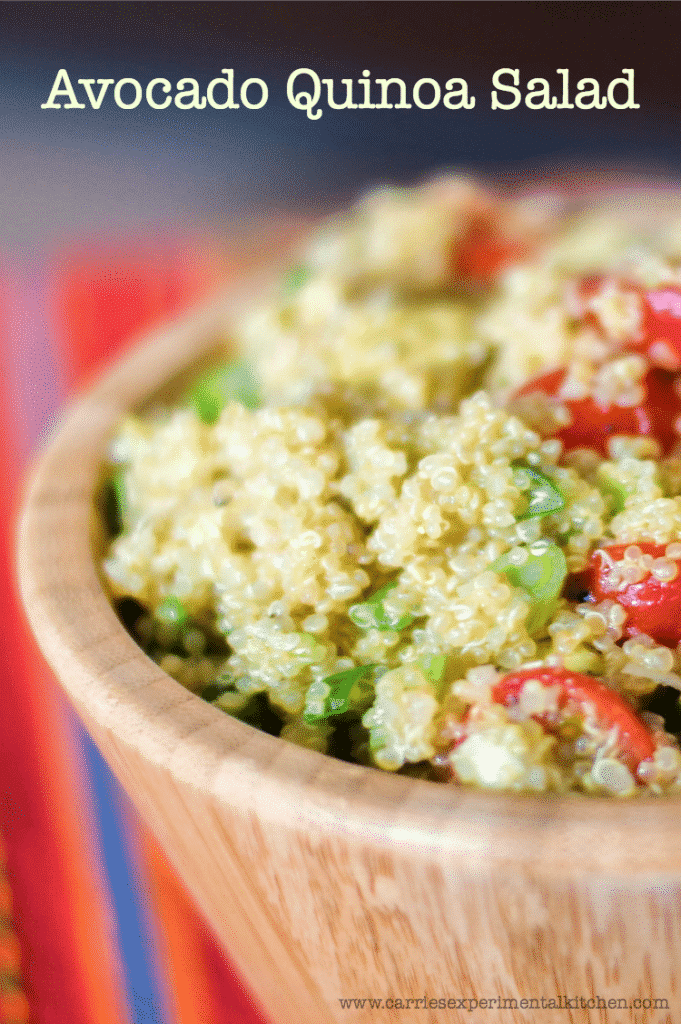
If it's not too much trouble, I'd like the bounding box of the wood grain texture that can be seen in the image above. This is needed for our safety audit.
[17,193,681,1024]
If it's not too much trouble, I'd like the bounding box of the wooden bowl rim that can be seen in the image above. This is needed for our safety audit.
[17,186,681,877]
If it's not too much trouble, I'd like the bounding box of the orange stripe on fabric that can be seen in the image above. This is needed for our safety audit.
[1,267,130,1024]
[141,833,271,1024]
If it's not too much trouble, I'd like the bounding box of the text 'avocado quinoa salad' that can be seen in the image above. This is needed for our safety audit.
[103,176,681,797]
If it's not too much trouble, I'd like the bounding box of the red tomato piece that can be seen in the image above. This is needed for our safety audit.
[574,542,681,647]
[492,666,656,773]
[571,274,609,332]
[451,216,532,286]
[518,366,681,456]
[639,287,681,369]
[574,277,681,371]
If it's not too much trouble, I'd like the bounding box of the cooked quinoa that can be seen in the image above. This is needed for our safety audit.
[102,175,681,796]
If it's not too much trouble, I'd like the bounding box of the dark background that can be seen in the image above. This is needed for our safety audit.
[1,1,680,247]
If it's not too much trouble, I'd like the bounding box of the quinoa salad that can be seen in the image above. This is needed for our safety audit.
[102,176,681,797]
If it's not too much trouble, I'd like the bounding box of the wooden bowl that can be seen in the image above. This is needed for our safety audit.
[17,193,681,1024]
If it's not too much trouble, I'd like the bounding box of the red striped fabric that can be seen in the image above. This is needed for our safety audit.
[1,274,130,1024]
[0,829,30,1024]
[141,834,269,1024]
[54,237,231,390]
[5,238,272,1023]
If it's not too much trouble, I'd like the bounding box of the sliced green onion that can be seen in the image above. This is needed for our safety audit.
[596,469,629,515]
[419,654,447,684]
[490,541,567,633]
[349,583,415,632]
[562,648,601,675]
[188,360,260,424]
[213,690,253,715]
[105,468,128,535]
[512,462,565,520]
[201,680,232,703]
[208,687,272,725]
[155,596,189,627]
[557,714,583,742]
[180,624,207,656]
[285,265,310,292]
[304,664,376,722]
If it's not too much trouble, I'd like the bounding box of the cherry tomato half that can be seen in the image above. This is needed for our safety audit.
[575,277,681,371]
[572,542,681,647]
[492,666,656,773]
[450,216,532,287]
[518,366,681,456]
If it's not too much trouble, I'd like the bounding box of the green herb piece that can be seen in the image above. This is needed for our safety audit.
[180,624,207,656]
[213,690,253,715]
[201,681,231,703]
[490,542,567,633]
[596,470,630,515]
[304,664,376,722]
[419,654,447,684]
[602,480,628,515]
[285,265,310,292]
[188,360,260,424]
[562,648,601,675]
[349,583,415,632]
[104,468,128,535]
[155,596,189,627]
[292,632,326,661]
[512,462,565,520]
[207,687,274,726]
[558,714,583,742]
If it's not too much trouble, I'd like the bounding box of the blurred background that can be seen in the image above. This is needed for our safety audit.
[3,0,681,248]
[2,3,681,1023]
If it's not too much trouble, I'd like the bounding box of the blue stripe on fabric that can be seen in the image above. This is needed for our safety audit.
[78,725,170,1024]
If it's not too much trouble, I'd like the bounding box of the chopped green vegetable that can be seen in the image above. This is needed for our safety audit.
[563,648,602,675]
[557,714,584,741]
[285,265,310,291]
[349,583,415,632]
[304,664,376,722]
[155,596,189,627]
[596,471,629,515]
[512,462,565,520]
[490,541,567,633]
[180,624,207,656]
[188,361,260,424]
[419,654,447,684]
[201,680,232,703]
[105,468,128,535]
[291,632,327,664]
[213,689,253,715]
[209,689,280,730]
